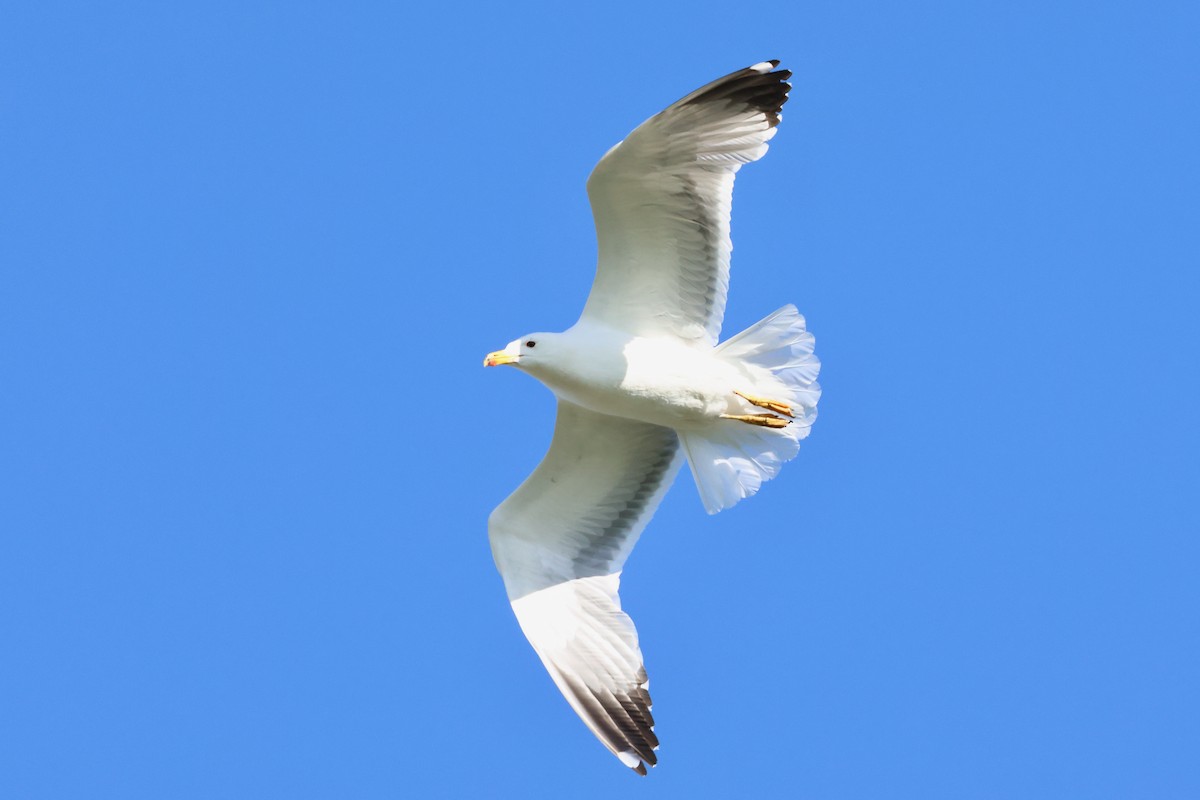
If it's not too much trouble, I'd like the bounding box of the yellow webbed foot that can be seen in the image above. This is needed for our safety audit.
[719,412,791,429]
[733,390,794,418]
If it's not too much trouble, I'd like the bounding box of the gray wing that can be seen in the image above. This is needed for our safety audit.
[488,401,683,774]
[580,60,791,344]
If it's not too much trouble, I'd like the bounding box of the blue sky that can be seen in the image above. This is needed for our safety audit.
[2,1,1198,797]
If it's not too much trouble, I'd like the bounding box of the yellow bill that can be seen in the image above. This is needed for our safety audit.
[483,348,519,367]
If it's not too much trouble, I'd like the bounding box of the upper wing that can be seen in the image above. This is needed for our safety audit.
[488,401,683,774]
[580,60,792,345]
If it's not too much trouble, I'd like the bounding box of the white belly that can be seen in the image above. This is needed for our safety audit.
[536,330,745,431]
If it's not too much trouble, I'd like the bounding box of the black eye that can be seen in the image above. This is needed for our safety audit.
[525,340,536,348]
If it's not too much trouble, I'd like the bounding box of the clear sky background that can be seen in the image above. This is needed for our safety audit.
[2,2,1198,798]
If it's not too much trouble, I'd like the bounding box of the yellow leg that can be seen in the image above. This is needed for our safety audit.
[719,413,791,429]
[734,390,794,418]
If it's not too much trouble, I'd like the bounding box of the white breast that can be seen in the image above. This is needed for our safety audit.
[534,325,737,429]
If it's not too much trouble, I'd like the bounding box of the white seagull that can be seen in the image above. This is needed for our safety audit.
[484,60,820,774]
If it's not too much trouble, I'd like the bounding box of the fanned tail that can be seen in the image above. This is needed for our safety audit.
[680,305,821,514]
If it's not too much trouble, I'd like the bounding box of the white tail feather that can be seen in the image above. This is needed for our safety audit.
[680,305,821,514]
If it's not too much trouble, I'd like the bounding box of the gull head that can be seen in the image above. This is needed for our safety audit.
[483,333,558,370]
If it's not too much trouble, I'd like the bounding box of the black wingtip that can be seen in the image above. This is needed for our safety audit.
[680,61,792,127]
[634,761,648,776]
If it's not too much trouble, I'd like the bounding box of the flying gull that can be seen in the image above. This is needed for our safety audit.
[484,60,821,774]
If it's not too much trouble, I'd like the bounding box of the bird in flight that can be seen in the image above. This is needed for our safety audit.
[484,60,821,774]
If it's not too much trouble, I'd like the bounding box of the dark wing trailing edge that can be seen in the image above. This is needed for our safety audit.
[581,61,791,344]
[488,401,683,774]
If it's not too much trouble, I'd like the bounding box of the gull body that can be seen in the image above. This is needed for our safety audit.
[483,60,821,775]
[489,323,746,429]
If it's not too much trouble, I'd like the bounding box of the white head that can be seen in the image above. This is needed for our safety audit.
[483,332,562,373]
